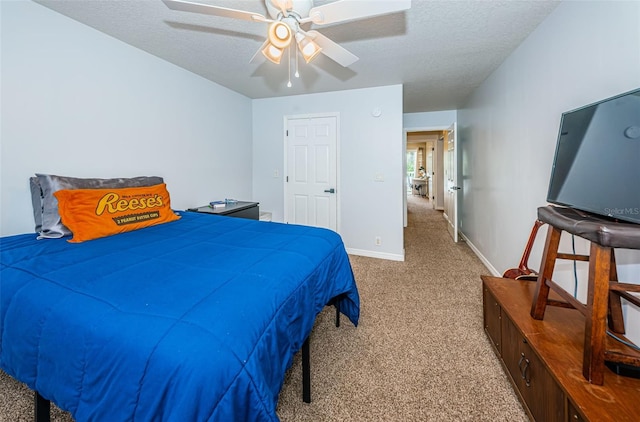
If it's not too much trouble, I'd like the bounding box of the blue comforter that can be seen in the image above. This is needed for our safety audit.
[0,212,359,421]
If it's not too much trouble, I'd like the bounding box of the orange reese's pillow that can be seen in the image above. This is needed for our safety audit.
[54,183,180,243]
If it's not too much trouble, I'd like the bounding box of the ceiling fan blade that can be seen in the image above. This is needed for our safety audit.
[250,40,270,63]
[271,0,292,16]
[162,0,270,23]
[307,0,411,26]
[306,30,358,67]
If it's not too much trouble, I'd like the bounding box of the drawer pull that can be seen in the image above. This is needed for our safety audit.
[522,358,531,387]
[518,352,531,387]
[518,352,525,371]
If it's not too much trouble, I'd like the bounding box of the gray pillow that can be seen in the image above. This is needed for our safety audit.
[32,174,164,239]
[30,177,43,233]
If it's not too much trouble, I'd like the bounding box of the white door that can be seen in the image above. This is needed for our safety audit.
[443,123,459,242]
[285,115,338,231]
[427,145,434,200]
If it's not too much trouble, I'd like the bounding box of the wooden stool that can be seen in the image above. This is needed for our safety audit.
[530,206,640,385]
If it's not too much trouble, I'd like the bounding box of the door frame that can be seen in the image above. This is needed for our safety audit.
[283,112,341,233]
[443,122,459,242]
[402,124,454,227]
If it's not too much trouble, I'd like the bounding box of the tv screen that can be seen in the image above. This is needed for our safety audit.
[547,88,640,224]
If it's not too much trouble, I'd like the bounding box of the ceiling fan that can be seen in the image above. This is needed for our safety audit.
[162,0,411,67]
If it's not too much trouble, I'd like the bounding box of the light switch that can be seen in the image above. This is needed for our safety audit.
[374,173,384,182]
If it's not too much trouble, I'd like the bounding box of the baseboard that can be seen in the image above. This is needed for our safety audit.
[459,232,501,276]
[346,248,405,262]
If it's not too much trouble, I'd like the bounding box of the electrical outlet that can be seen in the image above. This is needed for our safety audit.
[375,236,382,246]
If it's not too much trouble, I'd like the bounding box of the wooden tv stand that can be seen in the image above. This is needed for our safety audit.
[482,275,640,422]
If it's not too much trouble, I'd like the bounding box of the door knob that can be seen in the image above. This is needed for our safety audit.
[324,188,335,193]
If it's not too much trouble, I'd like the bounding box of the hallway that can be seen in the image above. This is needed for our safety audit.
[404,194,455,260]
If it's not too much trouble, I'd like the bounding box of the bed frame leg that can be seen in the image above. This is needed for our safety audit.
[329,293,345,327]
[301,294,345,404]
[302,337,311,403]
[34,391,50,422]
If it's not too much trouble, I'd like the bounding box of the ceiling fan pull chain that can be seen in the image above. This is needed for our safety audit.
[295,45,300,78]
[287,46,292,88]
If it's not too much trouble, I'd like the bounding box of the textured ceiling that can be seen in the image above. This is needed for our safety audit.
[35,0,560,112]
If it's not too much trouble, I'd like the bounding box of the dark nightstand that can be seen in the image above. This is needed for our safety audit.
[187,201,259,220]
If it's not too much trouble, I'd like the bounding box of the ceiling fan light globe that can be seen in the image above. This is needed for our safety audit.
[302,44,321,63]
[301,42,317,56]
[275,25,289,39]
[295,33,322,63]
[268,22,292,49]
[262,43,283,64]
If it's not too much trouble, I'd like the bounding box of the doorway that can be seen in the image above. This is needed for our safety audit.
[403,130,445,227]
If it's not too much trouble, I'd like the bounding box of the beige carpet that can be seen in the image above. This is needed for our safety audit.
[0,196,527,421]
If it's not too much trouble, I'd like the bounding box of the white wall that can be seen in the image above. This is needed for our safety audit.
[1,1,253,236]
[403,110,457,129]
[252,85,405,260]
[458,1,640,343]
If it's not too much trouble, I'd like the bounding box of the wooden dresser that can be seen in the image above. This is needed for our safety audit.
[482,275,640,421]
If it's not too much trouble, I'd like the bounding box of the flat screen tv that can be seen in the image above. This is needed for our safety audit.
[546,88,640,224]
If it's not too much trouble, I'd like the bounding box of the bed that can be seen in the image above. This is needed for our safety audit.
[0,210,360,421]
